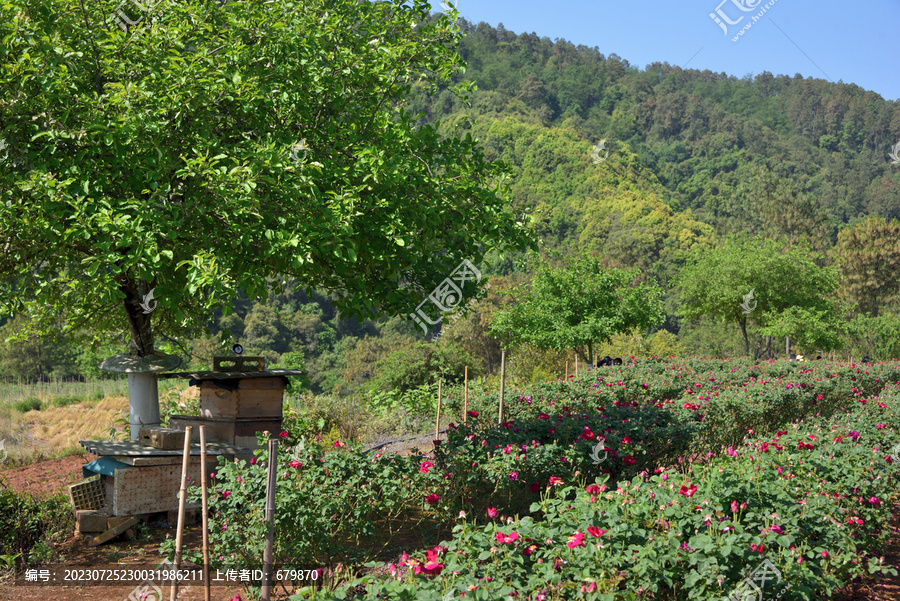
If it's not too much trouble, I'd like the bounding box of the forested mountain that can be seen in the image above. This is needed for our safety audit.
[3,19,899,388]
[466,21,896,216]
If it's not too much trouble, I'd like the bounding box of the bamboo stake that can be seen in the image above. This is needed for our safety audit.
[170,426,192,601]
[575,354,578,378]
[199,426,211,601]
[498,350,506,424]
[260,438,278,601]
[565,361,568,380]
[463,367,468,423]
[435,379,442,441]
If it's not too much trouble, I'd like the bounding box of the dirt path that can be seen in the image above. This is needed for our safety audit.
[0,454,93,498]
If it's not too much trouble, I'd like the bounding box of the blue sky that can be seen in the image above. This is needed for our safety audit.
[448,0,900,102]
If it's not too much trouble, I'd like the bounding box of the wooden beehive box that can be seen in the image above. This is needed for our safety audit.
[169,415,284,448]
[199,377,286,419]
[111,461,202,516]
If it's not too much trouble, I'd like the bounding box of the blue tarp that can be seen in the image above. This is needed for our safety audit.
[82,456,130,479]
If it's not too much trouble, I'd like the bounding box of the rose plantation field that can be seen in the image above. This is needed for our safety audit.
[177,358,900,600]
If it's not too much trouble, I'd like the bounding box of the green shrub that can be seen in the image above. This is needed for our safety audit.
[176,434,433,596]
[13,397,42,413]
[0,487,73,569]
[301,358,900,600]
[50,395,83,408]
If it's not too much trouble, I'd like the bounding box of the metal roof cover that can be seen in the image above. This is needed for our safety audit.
[82,456,130,479]
[79,439,248,457]
[157,368,305,380]
[99,352,183,373]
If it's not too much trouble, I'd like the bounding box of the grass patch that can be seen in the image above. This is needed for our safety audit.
[0,396,129,466]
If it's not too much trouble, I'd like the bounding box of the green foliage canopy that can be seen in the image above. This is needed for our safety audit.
[0,0,534,357]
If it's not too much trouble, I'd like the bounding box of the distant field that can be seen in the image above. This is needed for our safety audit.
[0,376,189,406]
[0,377,193,466]
[0,377,128,405]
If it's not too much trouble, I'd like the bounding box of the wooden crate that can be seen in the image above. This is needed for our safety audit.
[169,415,236,444]
[69,477,105,512]
[138,426,186,450]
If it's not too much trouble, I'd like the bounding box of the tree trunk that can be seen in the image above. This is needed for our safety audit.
[785,336,791,359]
[739,317,750,358]
[120,276,155,357]
[765,336,772,359]
[587,342,594,366]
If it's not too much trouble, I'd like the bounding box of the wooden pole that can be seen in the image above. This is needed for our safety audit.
[170,426,192,601]
[199,426,211,601]
[463,367,468,424]
[575,354,578,378]
[498,350,506,424]
[260,438,278,601]
[435,379,442,441]
[565,361,568,380]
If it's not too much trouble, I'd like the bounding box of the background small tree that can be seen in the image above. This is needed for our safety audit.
[832,216,900,318]
[490,254,664,364]
[677,236,840,358]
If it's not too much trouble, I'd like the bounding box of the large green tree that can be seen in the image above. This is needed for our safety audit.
[0,0,533,357]
[490,255,664,364]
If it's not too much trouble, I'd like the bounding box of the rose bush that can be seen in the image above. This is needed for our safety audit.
[317,387,900,599]
[300,359,900,600]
